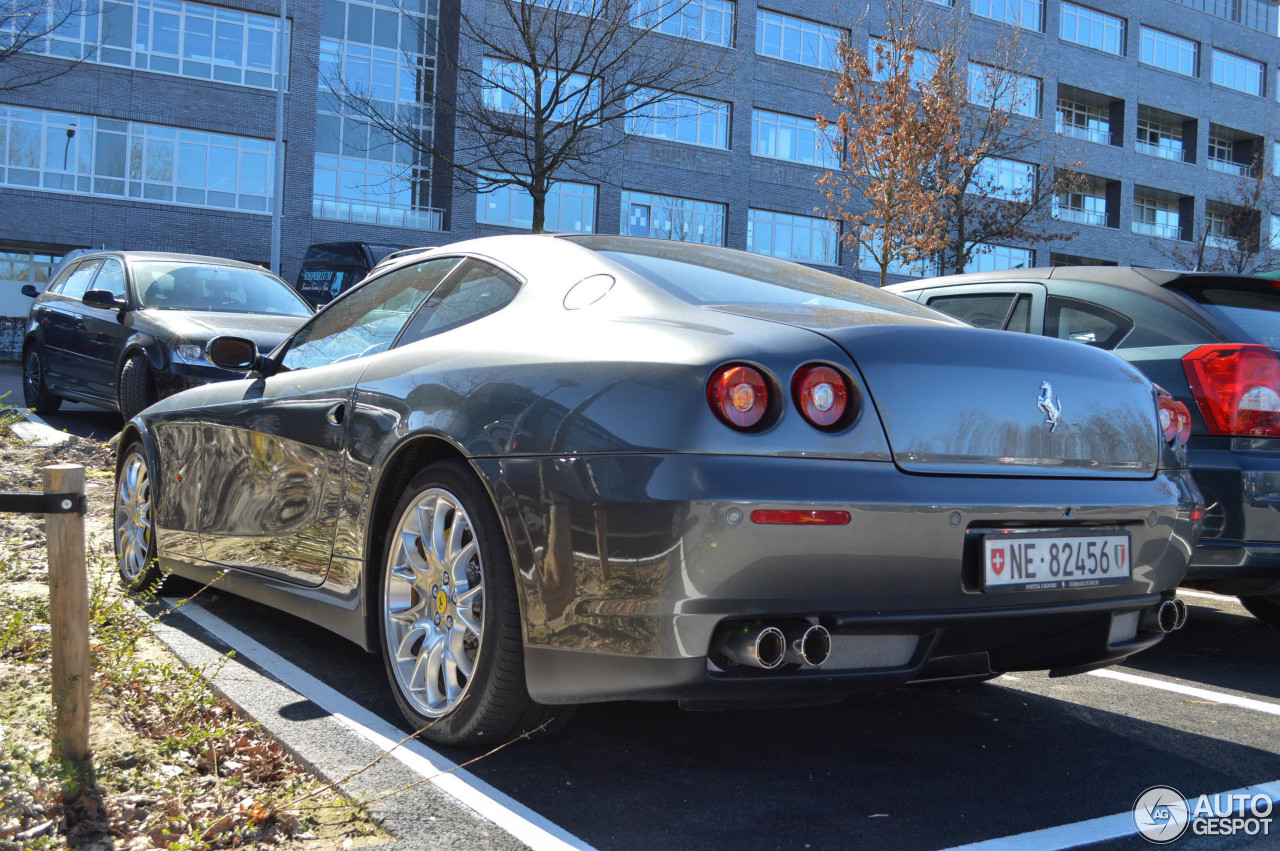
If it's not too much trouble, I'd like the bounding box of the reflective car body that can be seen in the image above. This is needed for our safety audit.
[118,237,1199,738]
[22,251,312,420]
[887,267,1280,625]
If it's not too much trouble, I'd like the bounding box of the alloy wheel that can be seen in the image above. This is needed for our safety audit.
[115,451,152,583]
[383,487,485,718]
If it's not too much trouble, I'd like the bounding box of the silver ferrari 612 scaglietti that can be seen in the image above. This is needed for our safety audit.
[113,235,1201,745]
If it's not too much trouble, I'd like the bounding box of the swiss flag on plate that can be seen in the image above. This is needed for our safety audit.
[990,548,1006,575]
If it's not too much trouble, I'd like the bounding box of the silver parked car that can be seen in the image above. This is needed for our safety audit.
[114,236,1200,746]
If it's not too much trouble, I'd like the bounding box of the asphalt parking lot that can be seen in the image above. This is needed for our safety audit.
[157,587,1280,851]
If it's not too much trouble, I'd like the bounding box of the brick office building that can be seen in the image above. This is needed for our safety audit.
[2,0,1278,343]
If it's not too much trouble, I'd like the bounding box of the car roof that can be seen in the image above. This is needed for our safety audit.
[888,266,1262,294]
[69,250,271,272]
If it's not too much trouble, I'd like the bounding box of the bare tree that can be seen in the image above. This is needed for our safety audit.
[325,0,735,232]
[1,1,99,92]
[1151,152,1280,274]
[815,0,964,287]
[935,23,1087,275]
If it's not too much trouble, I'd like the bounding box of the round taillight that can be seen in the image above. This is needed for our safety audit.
[793,364,849,428]
[708,364,769,429]
[1157,393,1192,448]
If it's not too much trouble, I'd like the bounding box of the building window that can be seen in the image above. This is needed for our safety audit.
[751,109,838,167]
[975,157,1036,200]
[970,0,1042,30]
[1056,96,1111,145]
[621,190,725,245]
[0,249,62,285]
[7,0,288,90]
[1054,176,1108,227]
[625,89,729,148]
[1169,0,1278,37]
[1059,4,1124,55]
[1270,214,1280,250]
[857,233,938,278]
[1212,50,1264,96]
[1136,115,1186,162]
[870,39,939,87]
[634,0,734,47]
[1139,28,1197,77]
[1051,252,1116,266]
[1132,189,1182,240]
[1205,207,1236,249]
[482,59,597,122]
[476,177,596,233]
[0,105,273,213]
[756,10,841,70]
[964,244,1034,272]
[968,63,1040,117]
[315,0,441,231]
[747,209,839,265]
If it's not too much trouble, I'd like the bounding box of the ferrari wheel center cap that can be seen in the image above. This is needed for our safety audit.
[435,589,449,614]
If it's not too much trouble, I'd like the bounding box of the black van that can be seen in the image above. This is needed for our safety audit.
[295,242,401,308]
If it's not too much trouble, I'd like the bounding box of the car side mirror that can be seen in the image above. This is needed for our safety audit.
[208,336,267,373]
[83,289,126,310]
[21,284,38,298]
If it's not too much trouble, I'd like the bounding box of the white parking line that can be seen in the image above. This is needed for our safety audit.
[1089,669,1280,716]
[939,779,1280,851]
[1178,589,1240,602]
[165,599,597,851]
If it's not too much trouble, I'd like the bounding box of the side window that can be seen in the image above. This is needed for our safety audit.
[925,293,1018,329]
[1005,294,1031,333]
[1116,301,1217,349]
[1046,296,1132,349]
[92,259,126,299]
[281,257,460,372]
[59,260,103,300]
[397,260,521,346]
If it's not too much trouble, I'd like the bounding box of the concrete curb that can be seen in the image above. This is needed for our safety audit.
[11,413,75,446]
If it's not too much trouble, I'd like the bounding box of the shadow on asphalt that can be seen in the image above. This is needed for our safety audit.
[154,585,1280,851]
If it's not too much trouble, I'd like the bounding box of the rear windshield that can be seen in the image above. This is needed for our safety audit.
[563,235,941,319]
[1167,277,1280,348]
[134,261,312,317]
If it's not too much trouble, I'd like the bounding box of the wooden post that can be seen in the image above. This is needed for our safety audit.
[43,464,89,765]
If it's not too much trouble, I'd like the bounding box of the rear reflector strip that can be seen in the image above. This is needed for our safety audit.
[750,509,851,525]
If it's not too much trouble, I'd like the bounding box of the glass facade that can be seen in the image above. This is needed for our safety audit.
[871,40,939,87]
[1140,28,1198,76]
[1133,190,1182,240]
[975,157,1036,200]
[626,90,730,149]
[1059,4,1124,55]
[964,243,1034,272]
[621,190,725,245]
[971,0,1043,30]
[857,233,937,278]
[1055,177,1108,227]
[1212,50,1264,95]
[0,104,273,212]
[315,0,441,230]
[756,10,841,70]
[747,209,838,265]
[1208,132,1249,175]
[968,63,1040,117]
[0,249,62,285]
[634,0,734,47]
[1137,115,1186,161]
[751,109,838,167]
[8,0,286,90]
[476,177,596,233]
[1170,0,1278,37]
[482,59,597,121]
[1057,96,1111,144]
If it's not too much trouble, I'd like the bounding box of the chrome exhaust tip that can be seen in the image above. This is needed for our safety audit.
[1156,599,1180,633]
[783,623,831,667]
[1172,597,1188,630]
[719,624,787,670]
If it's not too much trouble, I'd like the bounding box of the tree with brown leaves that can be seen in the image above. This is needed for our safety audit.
[815,1,963,288]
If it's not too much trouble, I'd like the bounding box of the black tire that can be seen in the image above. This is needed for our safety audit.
[1239,594,1280,628]
[114,442,161,592]
[22,345,62,415]
[118,354,155,421]
[377,460,573,746]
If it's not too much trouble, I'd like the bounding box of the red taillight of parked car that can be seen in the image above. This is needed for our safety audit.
[1157,394,1192,447]
[1182,344,1280,438]
[792,364,849,429]
[708,364,769,429]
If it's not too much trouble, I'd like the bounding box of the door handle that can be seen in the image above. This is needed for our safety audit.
[325,402,346,426]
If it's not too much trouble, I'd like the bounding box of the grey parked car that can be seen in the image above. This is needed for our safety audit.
[888,267,1280,627]
[114,236,1199,746]
[22,251,312,421]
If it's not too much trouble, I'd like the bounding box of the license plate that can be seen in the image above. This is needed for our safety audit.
[981,531,1131,592]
